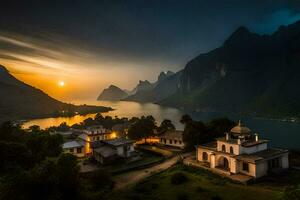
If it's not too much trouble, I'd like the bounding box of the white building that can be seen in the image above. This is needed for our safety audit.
[75,125,116,155]
[197,121,289,178]
[91,138,135,164]
[63,141,85,158]
[159,130,185,149]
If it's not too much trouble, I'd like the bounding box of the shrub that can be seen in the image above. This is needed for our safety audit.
[171,172,188,185]
[211,195,222,200]
[177,193,189,200]
[151,183,158,189]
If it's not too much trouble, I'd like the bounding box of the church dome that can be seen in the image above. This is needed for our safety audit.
[230,120,251,134]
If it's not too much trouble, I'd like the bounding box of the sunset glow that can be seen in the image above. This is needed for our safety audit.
[58,81,65,87]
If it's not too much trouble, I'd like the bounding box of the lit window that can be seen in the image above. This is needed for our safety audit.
[77,148,82,153]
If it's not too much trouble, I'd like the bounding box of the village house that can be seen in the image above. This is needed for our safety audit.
[75,125,116,155]
[158,130,185,149]
[62,140,85,158]
[91,138,135,164]
[196,121,289,179]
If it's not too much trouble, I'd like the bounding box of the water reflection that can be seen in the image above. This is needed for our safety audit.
[23,100,300,150]
[23,100,185,130]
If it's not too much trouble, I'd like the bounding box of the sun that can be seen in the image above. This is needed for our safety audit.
[58,81,65,87]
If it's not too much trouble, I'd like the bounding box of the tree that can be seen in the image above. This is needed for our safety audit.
[180,114,193,125]
[206,118,235,138]
[0,141,32,173]
[0,121,24,142]
[182,120,207,150]
[157,119,175,134]
[56,154,80,199]
[128,115,157,142]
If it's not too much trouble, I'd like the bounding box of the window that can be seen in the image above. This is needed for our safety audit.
[164,139,166,144]
[179,141,182,144]
[160,138,163,142]
[202,152,208,161]
[230,146,234,154]
[222,145,226,152]
[174,140,177,144]
[243,162,249,172]
[77,148,82,153]
[169,139,173,144]
[97,136,100,141]
[69,148,74,153]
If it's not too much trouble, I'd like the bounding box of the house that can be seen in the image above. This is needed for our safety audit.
[91,138,135,164]
[158,130,185,149]
[197,121,289,179]
[75,125,115,154]
[63,140,85,158]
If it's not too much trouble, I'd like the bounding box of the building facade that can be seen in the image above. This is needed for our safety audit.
[159,130,185,149]
[197,121,289,178]
[62,141,85,158]
[92,138,135,164]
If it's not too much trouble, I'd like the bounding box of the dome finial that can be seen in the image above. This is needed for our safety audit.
[238,120,242,126]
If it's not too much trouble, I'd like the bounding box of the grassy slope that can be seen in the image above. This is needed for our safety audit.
[107,164,287,200]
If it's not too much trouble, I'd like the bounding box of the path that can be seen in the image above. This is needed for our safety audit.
[113,153,191,190]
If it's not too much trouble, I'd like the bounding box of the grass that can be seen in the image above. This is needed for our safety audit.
[137,145,174,157]
[106,164,297,200]
[95,151,164,174]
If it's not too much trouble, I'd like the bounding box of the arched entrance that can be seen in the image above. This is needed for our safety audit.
[218,156,229,171]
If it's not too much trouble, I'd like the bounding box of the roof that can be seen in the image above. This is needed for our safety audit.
[54,131,73,136]
[216,137,268,147]
[230,120,251,134]
[103,138,134,146]
[94,146,117,158]
[198,141,217,151]
[63,140,83,149]
[78,133,90,141]
[159,130,183,140]
[235,148,288,163]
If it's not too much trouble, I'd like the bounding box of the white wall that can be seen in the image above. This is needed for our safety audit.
[63,147,85,158]
[159,138,185,148]
[217,141,240,155]
[281,153,289,169]
[240,143,268,154]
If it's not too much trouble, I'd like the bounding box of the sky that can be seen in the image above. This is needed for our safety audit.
[1,0,300,102]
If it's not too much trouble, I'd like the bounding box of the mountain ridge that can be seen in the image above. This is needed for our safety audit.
[0,65,112,123]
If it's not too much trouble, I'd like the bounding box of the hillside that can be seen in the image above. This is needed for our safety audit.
[160,22,300,118]
[97,85,128,101]
[124,71,179,102]
[0,65,112,123]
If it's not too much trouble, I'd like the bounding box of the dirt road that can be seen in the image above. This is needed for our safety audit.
[113,153,192,190]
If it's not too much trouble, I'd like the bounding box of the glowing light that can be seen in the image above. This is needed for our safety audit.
[110,131,117,139]
[58,81,65,87]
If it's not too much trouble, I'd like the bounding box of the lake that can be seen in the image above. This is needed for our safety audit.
[23,100,300,150]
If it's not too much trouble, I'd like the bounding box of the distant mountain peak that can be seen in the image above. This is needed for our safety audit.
[224,26,255,46]
[97,85,128,101]
[108,85,120,89]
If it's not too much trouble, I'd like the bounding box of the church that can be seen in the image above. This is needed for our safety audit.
[197,121,289,178]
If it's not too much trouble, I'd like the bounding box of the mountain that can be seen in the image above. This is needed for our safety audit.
[124,71,178,102]
[97,85,128,101]
[160,21,300,118]
[0,65,111,123]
